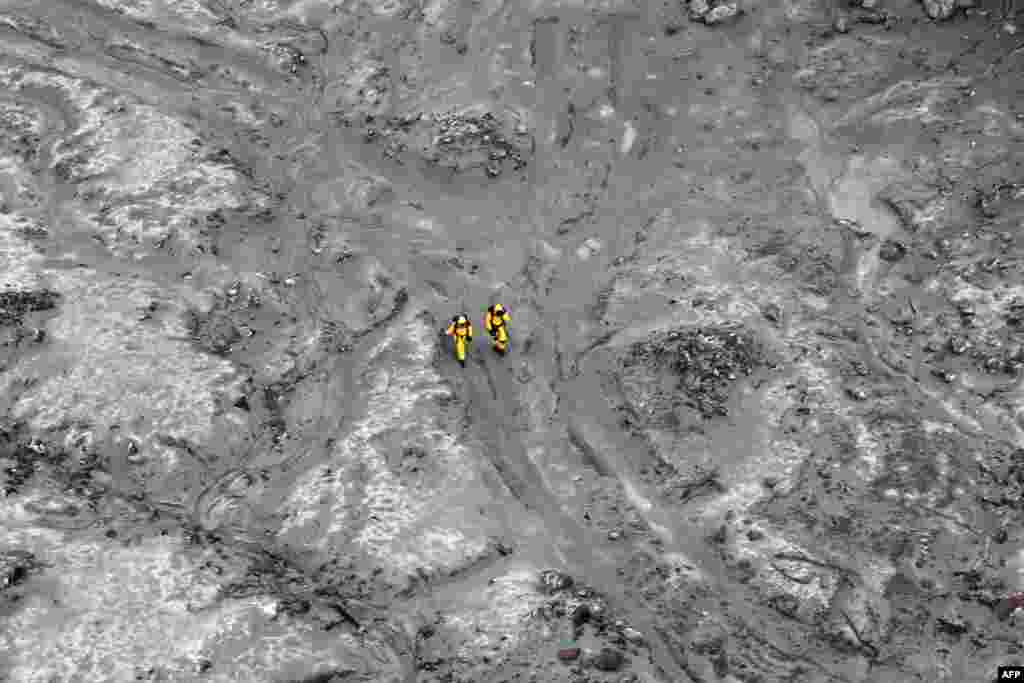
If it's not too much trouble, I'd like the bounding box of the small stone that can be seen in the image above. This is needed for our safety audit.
[622,627,645,644]
[703,2,741,24]
[572,604,592,627]
[1004,22,1018,34]
[593,648,626,672]
[833,15,850,32]
[689,0,710,19]
[921,0,956,19]
[936,613,970,635]
[608,529,623,541]
[879,239,907,262]
[761,302,782,323]
[747,529,764,541]
[949,336,971,355]
[0,551,36,590]
[984,356,1004,373]
[846,386,868,401]
[706,524,728,544]
[539,569,574,594]
[856,9,888,23]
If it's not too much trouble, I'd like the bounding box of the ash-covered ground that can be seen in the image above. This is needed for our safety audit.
[1,0,1023,681]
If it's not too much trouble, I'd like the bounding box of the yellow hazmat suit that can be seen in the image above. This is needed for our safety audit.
[445,314,473,366]
[484,304,511,354]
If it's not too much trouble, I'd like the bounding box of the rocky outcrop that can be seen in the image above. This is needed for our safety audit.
[919,0,976,20]
[689,0,743,24]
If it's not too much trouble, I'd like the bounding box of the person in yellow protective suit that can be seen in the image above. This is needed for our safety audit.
[445,313,473,367]
[484,303,511,355]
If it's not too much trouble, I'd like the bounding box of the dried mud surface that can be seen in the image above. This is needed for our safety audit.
[1,0,1023,681]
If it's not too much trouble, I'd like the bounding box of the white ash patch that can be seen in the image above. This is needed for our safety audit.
[387,527,491,577]
[311,168,394,214]
[71,103,193,192]
[853,420,884,481]
[971,103,1024,137]
[576,237,603,261]
[946,279,1024,332]
[827,154,904,239]
[733,531,841,621]
[444,565,548,656]
[0,68,108,141]
[2,68,258,256]
[0,535,381,683]
[0,156,46,209]
[279,314,495,576]
[8,269,241,448]
[836,76,971,128]
[922,420,958,435]
[662,551,706,587]
[0,491,73,533]
[0,214,45,290]
[604,221,786,334]
[91,0,219,28]
[278,462,352,537]
[0,100,44,137]
[421,0,456,23]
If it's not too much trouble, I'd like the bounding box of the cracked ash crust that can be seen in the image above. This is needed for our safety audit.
[0,0,1023,681]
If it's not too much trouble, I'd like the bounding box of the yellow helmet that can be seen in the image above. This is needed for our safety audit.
[492,303,504,314]
[456,314,468,324]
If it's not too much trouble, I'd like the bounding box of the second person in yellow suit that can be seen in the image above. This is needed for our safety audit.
[484,303,511,355]
[445,313,473,367]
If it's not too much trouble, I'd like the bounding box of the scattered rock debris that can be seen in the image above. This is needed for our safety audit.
[0,289,59,327]
[623,324,761,418]
[688,0,743,25]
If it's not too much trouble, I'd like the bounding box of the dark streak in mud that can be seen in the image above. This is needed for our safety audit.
[567,425,610,477]
[559,101,575,148]
[352,287,410,341]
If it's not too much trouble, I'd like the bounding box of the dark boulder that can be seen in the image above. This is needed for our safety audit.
[592,647,625,671]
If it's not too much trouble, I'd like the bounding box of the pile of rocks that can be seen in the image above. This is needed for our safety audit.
[0,288,58,327]
[624,324,761,418]
[0,549,38,592]
[688,0,743,25]
[425,111,528,176]
[919,0,976,20]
